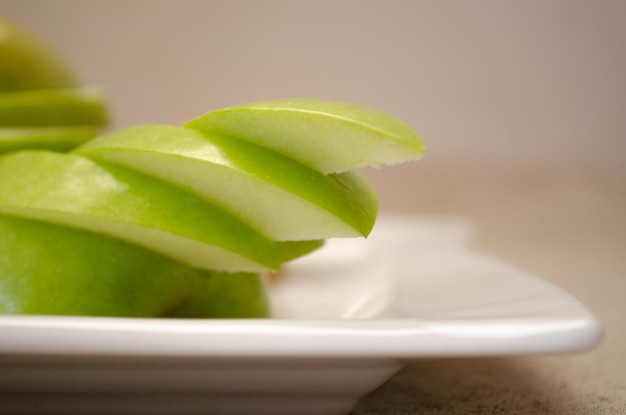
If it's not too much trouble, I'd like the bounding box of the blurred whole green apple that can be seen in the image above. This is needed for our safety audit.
[0,17,107,154]
[0,17,76,92]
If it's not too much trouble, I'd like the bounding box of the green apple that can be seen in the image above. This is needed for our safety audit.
[0,18,108,153]
[185,98,425,174]
[0,126,101,154]
[0,150,322,272]
[170,272,270,318]
[0,17,76,91]
[0,214,205,317]
[0,88,108,152]
[77,125,378,241]
[0,98,424,319]
[0,87,108,127]
[0,213,270,317]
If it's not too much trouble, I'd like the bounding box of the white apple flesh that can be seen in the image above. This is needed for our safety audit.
[0,150,322,272]
[77,125,378,241]
[185,98,425,174]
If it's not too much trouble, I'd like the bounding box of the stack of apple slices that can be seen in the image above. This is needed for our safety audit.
[0,99,423,318]
[0,17,108,154]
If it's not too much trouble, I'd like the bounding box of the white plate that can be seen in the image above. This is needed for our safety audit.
[0,215,602,415]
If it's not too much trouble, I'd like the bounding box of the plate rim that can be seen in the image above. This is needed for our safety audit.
[0,312,602,359]
[0,215,603,360]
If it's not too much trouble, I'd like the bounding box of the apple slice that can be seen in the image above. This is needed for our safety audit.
[77,125,378,240]
[0,87,108,127]
[0,17,76,91]
[0,213,271,317]
[0,126,101,154]
[0,214,209,317]
[169,272,270,318]
[0,150,322,272]
[185,98,425,174]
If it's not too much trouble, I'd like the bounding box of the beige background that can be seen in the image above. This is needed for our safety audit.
[2,0,625,174]
[2,1,625,414]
